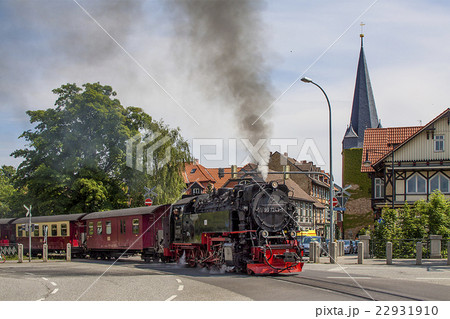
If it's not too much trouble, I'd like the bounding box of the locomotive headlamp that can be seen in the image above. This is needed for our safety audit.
[270,181,278,189]
[289,230,297,239]
[261,230,269,238]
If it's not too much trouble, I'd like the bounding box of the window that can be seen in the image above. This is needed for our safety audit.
[434,135,444,152]
[120,220,126,234]
[430,173,449,193]
[192,187,201,195]
[18,226,23,237]
[132,219,140,234]
[51,224,57,236]
[97,221,102,235]
[106,221,112,235]
[61,223,67,236]
[374,178,384,199]
[407,174,426,193]
[34,225,39,237]
[190,168,196,173]
[88,222,94,235]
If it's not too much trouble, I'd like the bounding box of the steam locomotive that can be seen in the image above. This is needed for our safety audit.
[169,180,304,274]
[0,180,304,275]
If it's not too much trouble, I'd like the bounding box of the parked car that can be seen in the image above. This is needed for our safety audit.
[343,240,357,254]
[298,236,327,256]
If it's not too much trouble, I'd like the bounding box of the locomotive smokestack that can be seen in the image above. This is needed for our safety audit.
[231,165,237,179]
[166,1,273,178]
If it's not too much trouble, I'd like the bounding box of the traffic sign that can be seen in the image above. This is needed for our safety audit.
[145,198,153,206]
[332,197,339,207]
[333,207,346,211]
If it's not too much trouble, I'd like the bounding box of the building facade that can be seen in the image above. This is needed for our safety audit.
[362,109,450,217]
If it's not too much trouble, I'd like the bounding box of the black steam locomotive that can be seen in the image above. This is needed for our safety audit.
[169,180,304,274]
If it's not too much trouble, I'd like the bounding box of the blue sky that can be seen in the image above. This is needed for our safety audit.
[2,0,450,185]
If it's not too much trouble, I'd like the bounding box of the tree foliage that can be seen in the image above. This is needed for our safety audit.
[10,83,190,216]
[372,191,450,257]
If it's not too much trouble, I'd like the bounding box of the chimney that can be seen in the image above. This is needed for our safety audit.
[283,152,288,157]
[231,165,237,179]
[194,158,199,165]
[283,165,290,180]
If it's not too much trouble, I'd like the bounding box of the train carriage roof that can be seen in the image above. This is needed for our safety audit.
[82,205,169,220]
[0,218,18,225]
[12,213,87,224]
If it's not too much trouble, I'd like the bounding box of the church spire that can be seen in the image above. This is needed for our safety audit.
[343,28,380,150]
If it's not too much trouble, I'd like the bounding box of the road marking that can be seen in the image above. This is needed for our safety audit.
[51,282,57,286]
[166,295,177,301]
[41,277,48,281]
[416,277,450,280]
[178,285,184,291]
[328,267,348,272]
[327,276,372,279]
[51,288,59,294]
[25,272,34,276]
[176,279,182,284]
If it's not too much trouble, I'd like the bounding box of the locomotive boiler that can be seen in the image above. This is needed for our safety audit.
[168,180,304,274]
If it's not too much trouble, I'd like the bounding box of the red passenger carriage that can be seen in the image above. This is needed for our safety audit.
[11,214,86,256]
[82,205,171,261]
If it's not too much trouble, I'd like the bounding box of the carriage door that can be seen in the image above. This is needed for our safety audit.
[118,219,128,247]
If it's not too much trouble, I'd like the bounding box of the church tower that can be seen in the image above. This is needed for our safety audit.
[343,31,380,150]
[341,29,380,239]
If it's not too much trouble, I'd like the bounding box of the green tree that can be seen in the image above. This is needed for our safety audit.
[0,166,17,217]
[415,191,450,238]
[12,83,190,215]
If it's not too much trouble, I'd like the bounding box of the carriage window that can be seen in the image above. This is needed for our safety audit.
[88,222,94,235]
[51,224,57,236]
[61,223,68,236]
[120,220,126,234]
[97,221,102,235]
[34,225,40,237]
[132,219,139,234]
[106,221,112,235]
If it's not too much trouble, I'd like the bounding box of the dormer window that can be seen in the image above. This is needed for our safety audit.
[434,135,444,152]
[190,168,197,174]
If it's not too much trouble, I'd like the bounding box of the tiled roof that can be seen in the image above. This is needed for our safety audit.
[265,171,315,203]
[183,162,217,184]
[361,126,422,172]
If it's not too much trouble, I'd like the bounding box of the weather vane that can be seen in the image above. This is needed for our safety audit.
[360,22,365,37]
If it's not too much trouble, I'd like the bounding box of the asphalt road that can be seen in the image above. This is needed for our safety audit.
[1,257,449,301]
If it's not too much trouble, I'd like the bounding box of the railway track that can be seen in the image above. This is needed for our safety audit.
[270,275,424,301]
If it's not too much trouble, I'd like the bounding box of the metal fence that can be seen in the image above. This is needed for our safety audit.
[0,243,18,256]
[368,238,449,259]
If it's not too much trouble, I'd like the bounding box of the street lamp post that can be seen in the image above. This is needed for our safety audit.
[301,77,335,243]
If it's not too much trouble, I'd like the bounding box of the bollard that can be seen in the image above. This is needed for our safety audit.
[416,242,422,265]
[315,242,320,263]
[330,242,337,264]
[66,243,71,262]
[430,235,442,259]
[358,242,364,264]
[447,242,450,266]
[386,242,393,265]
[340,241,344,256]
[43,244,48,262]
[18,244,23,263]
[310,242,315,262]
[360,235,370,259]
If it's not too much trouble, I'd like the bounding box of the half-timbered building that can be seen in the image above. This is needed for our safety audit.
[362,108,450,218]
